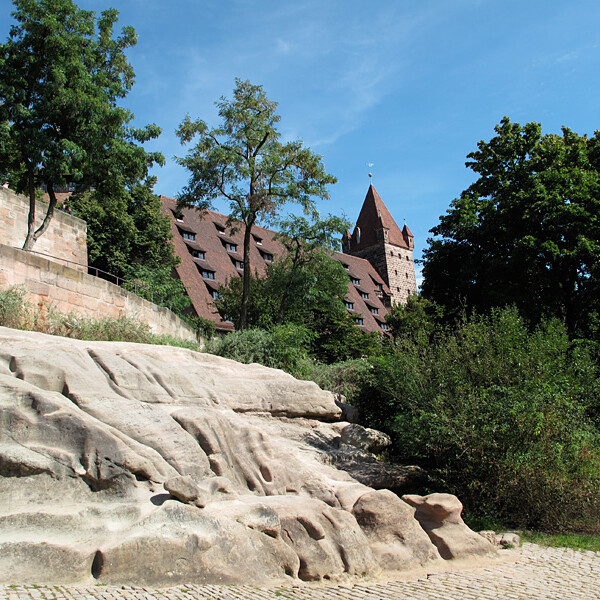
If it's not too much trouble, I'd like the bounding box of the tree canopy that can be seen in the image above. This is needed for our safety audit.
[422,117,600,337]
[0,0,162,250]
[176,78,337,329]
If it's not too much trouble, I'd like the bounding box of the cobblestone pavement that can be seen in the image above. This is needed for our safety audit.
[1,544,599,600]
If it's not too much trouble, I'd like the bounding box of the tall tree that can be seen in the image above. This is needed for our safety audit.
[422,117,600,337]
[0,0,162,250]
[176,79,337,329]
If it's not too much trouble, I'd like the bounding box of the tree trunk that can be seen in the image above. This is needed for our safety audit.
[22,177,58,252]
[22,167,37,251]
[238,214,256,330]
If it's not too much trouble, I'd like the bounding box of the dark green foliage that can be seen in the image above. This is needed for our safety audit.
[214,248,381,364]
[386,294,444,345]
[422,117,600,338]
[354,307,600,532]
[0,0,163,250]
[72,179,191,316]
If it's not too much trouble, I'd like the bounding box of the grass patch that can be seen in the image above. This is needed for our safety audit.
[521,530,600,552]
[0,285,204,351]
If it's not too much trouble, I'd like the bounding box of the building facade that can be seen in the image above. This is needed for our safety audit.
[162,185,417,333]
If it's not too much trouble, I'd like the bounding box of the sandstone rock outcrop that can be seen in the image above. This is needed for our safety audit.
[0,327,496,586]
[402,493,496,559]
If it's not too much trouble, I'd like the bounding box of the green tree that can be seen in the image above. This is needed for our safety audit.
[0,0,162,250]
[422,117,600,337]
[176,78,337,330]
[270,214,350,323]
[386,294,444,346]
[73,179,190,315]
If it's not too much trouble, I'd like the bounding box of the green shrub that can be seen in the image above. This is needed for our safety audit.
[206,324,314,375]
[0,286,28,328]
[355,307,600,533]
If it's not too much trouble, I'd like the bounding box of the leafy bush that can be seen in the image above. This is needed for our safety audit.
[206,324,314,375]
[355,307,600,532]
[0,286,28,328]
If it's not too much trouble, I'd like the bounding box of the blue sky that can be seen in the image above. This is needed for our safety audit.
[2,0,600,276]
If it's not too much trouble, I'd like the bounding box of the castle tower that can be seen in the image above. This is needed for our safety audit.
[342,184,417,306]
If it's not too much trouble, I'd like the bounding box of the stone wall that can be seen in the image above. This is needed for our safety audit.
[0,187,87,271]
[0,244,200,343]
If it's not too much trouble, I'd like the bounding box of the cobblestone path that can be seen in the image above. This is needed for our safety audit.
[1,544,598,600]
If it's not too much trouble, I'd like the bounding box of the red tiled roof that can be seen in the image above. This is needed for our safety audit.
[161,195,392,334]
[350,184,408,250]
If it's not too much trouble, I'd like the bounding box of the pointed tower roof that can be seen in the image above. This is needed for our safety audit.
[351,184,408,250]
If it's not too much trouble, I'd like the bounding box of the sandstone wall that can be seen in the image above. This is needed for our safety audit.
[352,243,417,305]
[0,187,87,271]
[0,244,199,343]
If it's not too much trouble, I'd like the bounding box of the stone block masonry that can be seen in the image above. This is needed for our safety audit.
[0,187,87,271]
[0,244,199,343]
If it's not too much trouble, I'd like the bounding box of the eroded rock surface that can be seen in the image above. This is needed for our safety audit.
[0,327,495,586]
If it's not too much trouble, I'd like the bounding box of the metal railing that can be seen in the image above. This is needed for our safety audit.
[15,247,174,311]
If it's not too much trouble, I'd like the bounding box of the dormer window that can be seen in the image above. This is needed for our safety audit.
[351,277,360,286]
[215,223,225,234]
[345,301,354,310]
[353,316,364,326]
[225,242,237,253]
[199,268,215,280]
[342,263,349,270]
[253,234,263,245]
[189,248,205,260]
[376,283,383,291]
[234,259,244,270]
[260,251,273,263]
[182,231,195,241]
[360,291,369,300]
[370,307,379,315]
[381,322,389,331]
[172,210,184,222]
